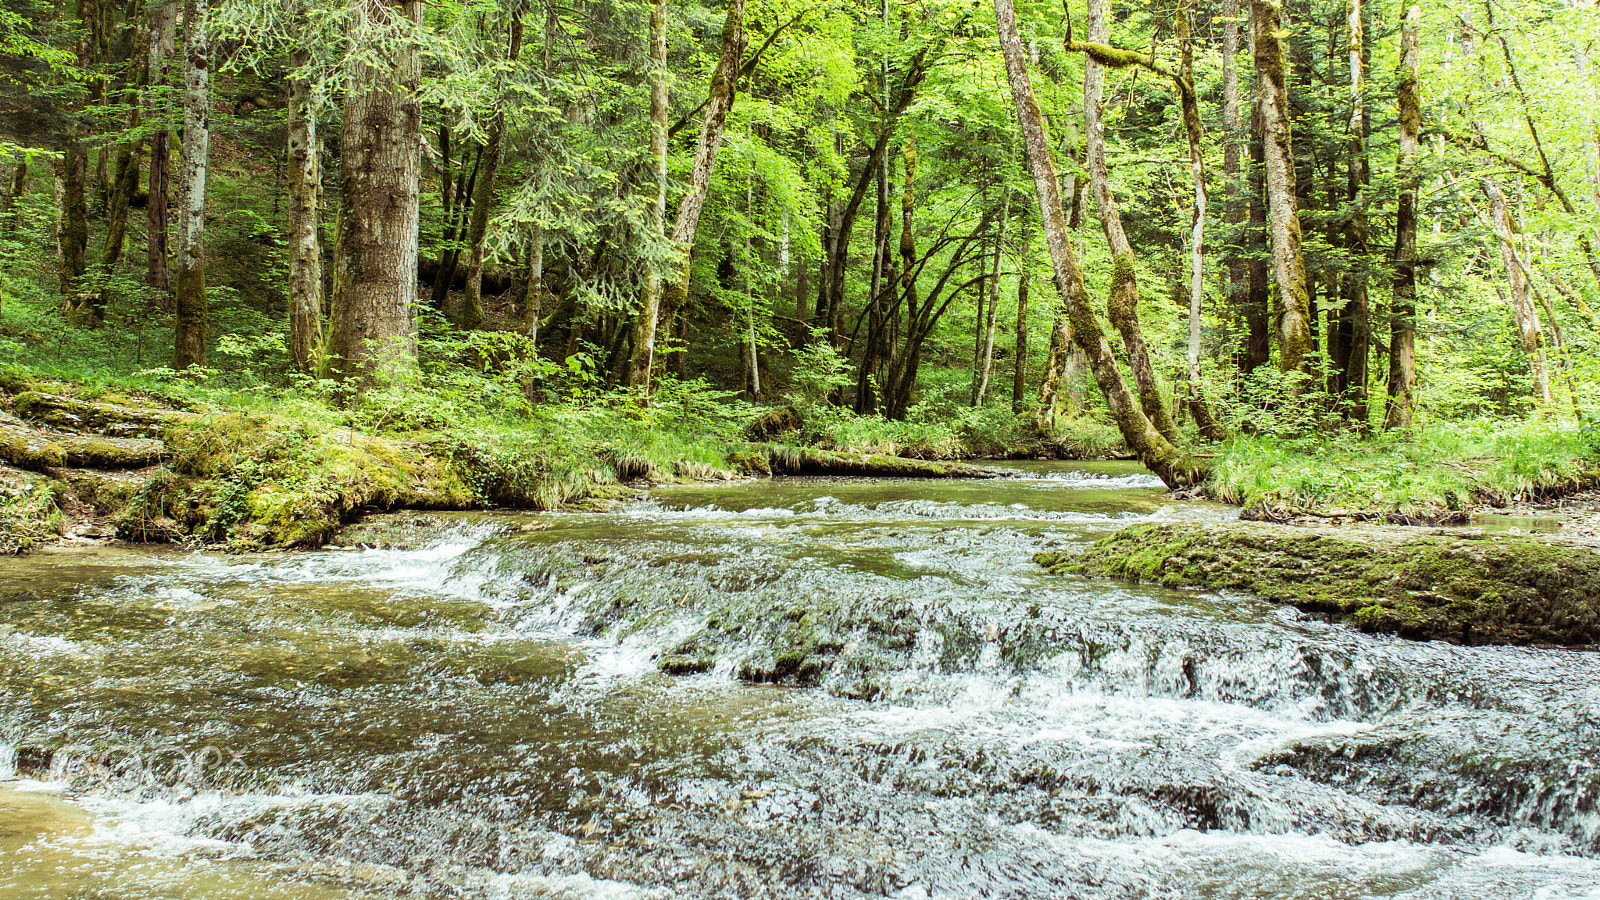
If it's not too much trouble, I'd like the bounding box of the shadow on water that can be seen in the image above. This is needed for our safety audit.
[1,463,1598,898]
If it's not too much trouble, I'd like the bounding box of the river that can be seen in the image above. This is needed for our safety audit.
[1,461,1597,898]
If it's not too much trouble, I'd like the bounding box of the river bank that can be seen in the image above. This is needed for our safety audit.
[4,368,1597,560]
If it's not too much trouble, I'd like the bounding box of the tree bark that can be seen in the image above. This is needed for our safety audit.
[857,140,893,413]
[0,159,25,240]
[55,147,89,318]
[627,0,745,390]
[1177,5,1222,439]
[329,0,424,387]
[1332,0,1370,426]
[1385,3,1419,431]
[1253,0,1313,381]
[172,0,210,370]
[286,39,323,373]
[146,0,176,302]
[972,188,1008,407]
[1485,179,1551,410]
[1082,0,1180,442]
[461,7,526,330]
[1012,268,1028,413]
[1221,0,1256,369]
[993,0,1192,486]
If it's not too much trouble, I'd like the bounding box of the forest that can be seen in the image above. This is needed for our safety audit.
[0,0,1598,546]
[7,0,1600,893]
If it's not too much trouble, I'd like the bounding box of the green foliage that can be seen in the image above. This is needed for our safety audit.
[788,330,854,410]
[1208,418,1599,515]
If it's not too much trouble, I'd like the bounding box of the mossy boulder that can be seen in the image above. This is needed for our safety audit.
[57,434,166,468]
[744,406,803,442]
[12,390,196,437]
[1036,522,1600,646]
[0,421,65,468]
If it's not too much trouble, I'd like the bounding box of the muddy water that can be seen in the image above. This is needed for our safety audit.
[1,461,1598,899]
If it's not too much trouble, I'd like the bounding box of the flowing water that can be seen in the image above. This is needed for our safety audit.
[2,461,1598,899]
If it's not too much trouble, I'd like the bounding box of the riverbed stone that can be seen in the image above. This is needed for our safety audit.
[1036,521,1600,646]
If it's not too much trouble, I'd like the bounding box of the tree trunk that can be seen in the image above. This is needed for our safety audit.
[627,0,743,390]
[1083,0,1180,441]
[461,7,526,331]
[172,0,210,369]
[146,0,176,302]
[626,0,669,381]
[1253,0,1313,381]
[329,0,424,387]
[857,142,892,413]
[1385,3,1419,431]
[993,0,1192,486]
[1333,0,1370,426]
[56,148,89,315]
[1174,5,1221,439]
[1012,269,1029,413]
[97,143,140,301]
[429,147,477,315]
[286,41,323,373]
[0,159,25,239]
[1222,0,1255,370]
[881,141,918,417]
[1485,179,1551,410]
[1035,178,1089,431]
[972,188,1008,407]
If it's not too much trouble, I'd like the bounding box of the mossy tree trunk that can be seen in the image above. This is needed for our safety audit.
[1220,0,1256,372]
[1012,267,1028,413]
[627,0,746,391]
[145,0,176,304]
[1385,3,1419,431]
[1035,177,1088,432]
[1177,5,1222,440]
[1485,178,1553,410]
[0,158,25,240]
[1331,0,1371,427]
[1082,0,1180,443]
[993,0,1194,487]
[329,0,424,387]
[1253,0,1313,383]
[286,37,323,374]
[172,0,210,370]
[972,187,1007,407]
[460,5,526,331]
[97,36,148,322]
[55,147,89,319]
[625,0,669,384]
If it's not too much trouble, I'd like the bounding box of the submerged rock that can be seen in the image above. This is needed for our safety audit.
[1036,522,1600,646]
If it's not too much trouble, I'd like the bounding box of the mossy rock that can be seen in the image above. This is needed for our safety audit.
[744,406,803,442]
[57,435,166,468]
[0,421,65,468]
[1037,522,1600,646]
[13,390,195,437]
[62,469,149,513]
[726,449,772,476]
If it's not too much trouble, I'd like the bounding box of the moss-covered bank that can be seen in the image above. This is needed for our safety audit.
[1036,522,1600,646]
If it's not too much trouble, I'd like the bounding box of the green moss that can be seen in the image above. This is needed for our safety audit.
[1039,522,1600,646]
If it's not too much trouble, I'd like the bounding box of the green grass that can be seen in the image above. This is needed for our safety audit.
[1207,419,1600,515]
